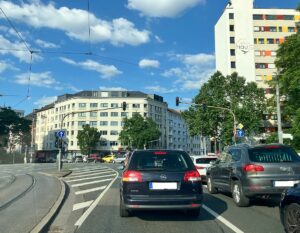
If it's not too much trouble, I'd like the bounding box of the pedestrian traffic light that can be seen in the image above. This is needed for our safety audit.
[176,97,180,106]
[122,101,126,111]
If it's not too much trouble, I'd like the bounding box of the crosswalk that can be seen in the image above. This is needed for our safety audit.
[65,165,118,227]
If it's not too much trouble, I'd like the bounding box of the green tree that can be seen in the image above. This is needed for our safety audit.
[77,124,101,155]
[274,4,300,149]
[0,107,31,151]
[119,113,161,149]
[183,72,266,146]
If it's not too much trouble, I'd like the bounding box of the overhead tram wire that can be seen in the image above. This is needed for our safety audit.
[87,0,92,54]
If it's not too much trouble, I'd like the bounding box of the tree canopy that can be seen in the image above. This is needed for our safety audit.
[77,124,101,155]
[119,113,161,149]
[183,72,266,146]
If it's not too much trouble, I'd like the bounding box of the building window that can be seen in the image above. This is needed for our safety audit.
[267,38,274,44]
[231,62,236,68]
[100,130,107,135]
[254,26,260,32]
[78,112,86,117]
[110,141,118,146]
[100,103,108,108]
[110,130,118,135]
[132,104,140,108]
[229,25,234,31]
[90,103,98,108]
[230,49,235,56]
[110,121,118,126]
[230,37,235,44]
[258,38,264,44]
[90,121,97,126]
[275,38,280,44]
[121,112,128,117]
[90,112,97,117]
[71,130,74,135]
[144,104,148,108]
[111,103,118,108]
[121,122,125,127]
[100,121,108,126]
[278,27,282,32]
[255,63,267,69]
[71,141,73,146]
[78,121,86,126]
[111,112,118,117]
[144,112,147,117]
[288,27,295,32]
[253,14,263,20]
[266,15,277,20]
[100,112,108,117]
[100,141,107,146]
[283,15,294,20]
[268,63,276,69]
[229,13,234,19]
[79,103,86,108]
[270,27,277,32]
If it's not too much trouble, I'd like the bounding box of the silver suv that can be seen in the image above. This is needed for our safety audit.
[206,144,300,207]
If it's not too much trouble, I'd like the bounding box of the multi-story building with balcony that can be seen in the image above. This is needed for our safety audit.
[215,0,299,133]
[34,90,168,156]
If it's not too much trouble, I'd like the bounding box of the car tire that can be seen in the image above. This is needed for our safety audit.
[284,203,300,233]
[120,200,131,217]
[207,176,218,194]
[185,208,201,217]
[232,181,250,207]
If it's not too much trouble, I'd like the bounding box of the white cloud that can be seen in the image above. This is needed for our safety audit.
[0,1,150,46]
[0,35,42,63]
[99,86,127,91]
[139,59,160,69]
[155,35,164,43]
[145,86,176,94]
[163,52,215,91]
[0,60,16,73]
[35,39,59,48]
[60,57,122,79]
[34,96,57,107]
[15,71,58,88]
[127,0,205,18]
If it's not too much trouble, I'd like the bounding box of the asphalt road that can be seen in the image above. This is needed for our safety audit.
[48,163,286,233]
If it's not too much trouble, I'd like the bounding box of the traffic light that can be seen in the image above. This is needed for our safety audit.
[54,135,59,148]
[122,101,126,111]
[176,97,180,106]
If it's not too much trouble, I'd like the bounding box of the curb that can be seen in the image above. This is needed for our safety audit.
[30,179,66,233]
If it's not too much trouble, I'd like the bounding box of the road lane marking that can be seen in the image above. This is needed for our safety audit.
[202,205,244,233]
[66,171,113,179]
[75,169,118,227]
[73,201,93,211]
[67,174,116,183]
[71,167,109,173]
[70,168,110,176]
[71,167,107,172]
[71,178,113,187]
[75,186,107,195]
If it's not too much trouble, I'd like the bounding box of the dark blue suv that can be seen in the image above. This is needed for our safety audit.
[120,150,203,217]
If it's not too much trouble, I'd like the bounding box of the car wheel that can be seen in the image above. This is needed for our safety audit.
[207,176,218,194]
[120,200,131,217]
[232,181,250,207]
[284,203,300,233]
[185,208,201,217]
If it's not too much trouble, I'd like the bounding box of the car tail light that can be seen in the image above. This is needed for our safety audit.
[243,164,264,172]
[122,170,142,182]
[153,151,167,155]
[264,145,281,149]
[184,170,201,182]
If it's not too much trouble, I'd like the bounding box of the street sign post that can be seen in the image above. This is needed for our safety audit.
[236,129,245,138]
[57,131,65,138]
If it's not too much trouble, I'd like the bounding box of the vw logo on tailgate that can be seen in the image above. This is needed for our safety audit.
[160,174,167,180]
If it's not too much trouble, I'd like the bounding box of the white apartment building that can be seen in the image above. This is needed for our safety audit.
[215,0,299,132]
[34,91,167,155]
[215,0,299,88]
[167,109,210,155]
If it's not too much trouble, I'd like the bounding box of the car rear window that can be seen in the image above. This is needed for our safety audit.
[128,151,193,171]
[195,158,217,164]
[249,146,300,163]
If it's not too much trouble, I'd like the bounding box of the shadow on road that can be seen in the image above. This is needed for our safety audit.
[134,193,228,222]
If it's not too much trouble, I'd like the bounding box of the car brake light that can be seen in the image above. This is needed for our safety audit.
[154,151,167,155]
[184,170,201,182]
[264,145,281,149]
[122,170,142,182]
[243,164,264,172]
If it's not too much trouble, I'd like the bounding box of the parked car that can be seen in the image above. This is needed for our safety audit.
[74,155,83,163]
[120,150,203,217]
[113,154,126,164]
[89,154,103,163]
[192,156,218,182]
[206,144,300,207]
[280,183,300,233]
[102,154,115,163]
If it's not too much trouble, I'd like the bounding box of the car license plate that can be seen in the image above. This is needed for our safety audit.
[149,182,177,190]
[274,181,299,187]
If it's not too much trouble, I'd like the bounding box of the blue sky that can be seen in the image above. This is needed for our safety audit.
[0,0,299,114]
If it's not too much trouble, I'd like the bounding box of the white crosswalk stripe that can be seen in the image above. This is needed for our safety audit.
[69,168,110,176]
[75,186,107,195]
[66,170,113,179]
[71,178,113,187]
[66,174,116,183]
[73,200,94,211]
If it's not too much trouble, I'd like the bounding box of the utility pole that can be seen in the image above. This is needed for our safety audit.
[276,81,283,144]
[30,113,35,163]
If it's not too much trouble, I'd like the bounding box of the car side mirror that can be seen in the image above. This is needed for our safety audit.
[118,165,125,170]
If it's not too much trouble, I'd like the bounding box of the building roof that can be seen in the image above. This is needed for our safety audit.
[168,108,182,115]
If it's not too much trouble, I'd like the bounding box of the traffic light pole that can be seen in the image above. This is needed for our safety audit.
[57,103,127,171]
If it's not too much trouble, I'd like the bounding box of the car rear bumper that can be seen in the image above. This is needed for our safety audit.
[123,194,203,210]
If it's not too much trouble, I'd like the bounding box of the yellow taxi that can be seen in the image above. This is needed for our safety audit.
[102,154,115,163]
